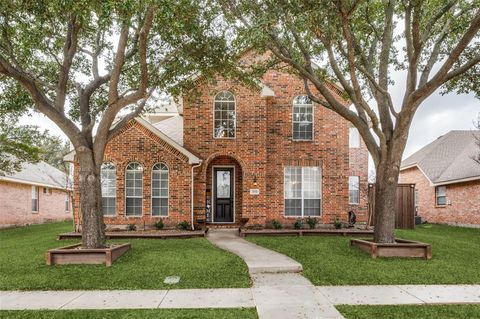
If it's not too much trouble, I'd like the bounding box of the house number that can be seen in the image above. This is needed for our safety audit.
[250,189,260,195]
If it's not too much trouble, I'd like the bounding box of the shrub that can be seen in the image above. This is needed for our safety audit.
[333,217,343,229]
[271,219,283,229]
[177,221,191,230]
[306,216,318,229]
[294,219,303,229]
[154,220,164,230]
[126,224,137,231]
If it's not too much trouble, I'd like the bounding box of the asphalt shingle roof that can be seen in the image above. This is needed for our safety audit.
[1,161,70,189]
[401,130,480,185]
[153,115,184,146]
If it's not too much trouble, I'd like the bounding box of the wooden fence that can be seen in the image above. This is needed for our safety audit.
[368,183,416,229]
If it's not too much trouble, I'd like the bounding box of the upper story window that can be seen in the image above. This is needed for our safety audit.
[125,162,143,216]
[435,186,446,206]
[101,162,116,216]
[292,96,313,140]
[151,163,169,216]
[214,91,236,138]
[349,127,360,148]
[284,167,321,217]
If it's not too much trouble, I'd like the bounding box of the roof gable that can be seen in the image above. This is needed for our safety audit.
[401,130,480,185]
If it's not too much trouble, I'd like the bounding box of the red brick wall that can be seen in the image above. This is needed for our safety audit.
[184,66,369,226]
[399,167,480,226]
[73,121,192,230]
[0,181,72,228]
[348,130,369,223]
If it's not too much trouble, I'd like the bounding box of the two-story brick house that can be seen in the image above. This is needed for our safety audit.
[70,55,369,229]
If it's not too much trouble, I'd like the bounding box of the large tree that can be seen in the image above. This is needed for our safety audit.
[223,0,480,243]
[0,0,236,248]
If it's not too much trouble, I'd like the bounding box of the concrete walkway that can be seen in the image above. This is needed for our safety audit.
[206,229,302,273]
[1,285,479,310]
[207,229,344,318]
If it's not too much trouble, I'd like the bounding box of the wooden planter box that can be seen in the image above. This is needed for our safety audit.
[350,238,432,259]
[46,243,131,267]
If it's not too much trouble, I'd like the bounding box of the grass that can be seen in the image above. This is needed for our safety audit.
[247,224,480,285]
[0,308,258,319]
[336,304,480,319]
[0,222,250,290]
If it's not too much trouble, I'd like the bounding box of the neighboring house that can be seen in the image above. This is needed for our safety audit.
[68,53,369,229]
[400,131,480,227]
[0,161,72,228]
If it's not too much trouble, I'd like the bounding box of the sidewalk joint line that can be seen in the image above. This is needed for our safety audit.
[59,291,87,309]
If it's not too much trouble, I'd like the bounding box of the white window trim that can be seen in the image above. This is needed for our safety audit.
[125,162,143,217]
[211,165,236,223]
[349,127,361,148]
[151,162,169,217]
[348,176,360,205]
[31,186,39,213]
[283,166,322,217]
[292,96,314,141]
[101,162,117,216]
[435,186,447,206]
[65,194,70,213]
[212,91,236,140]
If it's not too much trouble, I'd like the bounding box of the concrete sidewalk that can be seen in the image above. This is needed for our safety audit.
[206,229,302,274]
[1,285,479,310]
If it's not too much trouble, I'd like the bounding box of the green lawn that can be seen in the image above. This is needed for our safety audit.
[0,222,250,290]
[247,224,480,285]
[337,304,480,319]
[0,309,258,319]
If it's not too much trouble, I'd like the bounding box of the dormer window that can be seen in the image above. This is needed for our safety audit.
[214,91,236,138]
[293,96,313,140]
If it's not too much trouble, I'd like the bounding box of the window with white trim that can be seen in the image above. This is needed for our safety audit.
[284,167,321,216]
[214,91,236,138]
[349,127,360,148]
[292,96,313,140]
[349,176,360,204]
[435,186,446,206]
[125,163,143,216]
[65,194,70,212]
[31,186,38,212]
[101,162,116,216]
[151,163,169,216]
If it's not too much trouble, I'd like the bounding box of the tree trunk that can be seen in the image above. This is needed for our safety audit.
[77,153,106,248]
[373,160,400,243]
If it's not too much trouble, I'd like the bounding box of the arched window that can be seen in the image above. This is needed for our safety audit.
[101,162,116,216]
[125,162,143,216]
[292,96,313,140]
[214,91,236,138]
[151,163,169,216]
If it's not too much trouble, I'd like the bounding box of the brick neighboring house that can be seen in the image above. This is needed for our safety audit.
[68,54,369,230]
[0,161,72,228]
[399,131,480,227]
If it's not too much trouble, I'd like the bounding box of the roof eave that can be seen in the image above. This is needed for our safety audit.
[0,176,72,191]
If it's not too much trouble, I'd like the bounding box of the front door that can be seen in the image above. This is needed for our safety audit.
[213,168,234,222]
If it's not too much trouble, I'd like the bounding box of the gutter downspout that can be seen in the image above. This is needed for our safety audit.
[191,161,203,230]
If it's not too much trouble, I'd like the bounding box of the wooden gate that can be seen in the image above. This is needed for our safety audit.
[367,183,416,229]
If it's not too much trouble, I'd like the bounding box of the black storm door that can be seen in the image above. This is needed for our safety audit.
[214,168,234,222]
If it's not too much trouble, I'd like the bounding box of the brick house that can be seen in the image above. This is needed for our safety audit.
[0,161,72,228]
[400,131,480,227]
[68,55,369,230]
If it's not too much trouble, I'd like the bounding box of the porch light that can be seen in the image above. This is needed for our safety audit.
[253,174,258,186]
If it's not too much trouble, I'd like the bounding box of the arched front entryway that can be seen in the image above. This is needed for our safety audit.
[205,155,243,224]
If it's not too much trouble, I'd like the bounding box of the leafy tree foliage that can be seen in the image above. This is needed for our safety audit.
[222,0,480,242]
[0,0,239,248]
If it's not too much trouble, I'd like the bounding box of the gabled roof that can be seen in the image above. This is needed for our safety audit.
[401,130,480,185]
[153,115,184,146]
[0,161,71,190]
